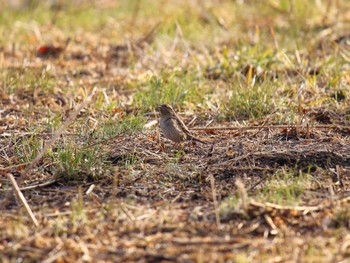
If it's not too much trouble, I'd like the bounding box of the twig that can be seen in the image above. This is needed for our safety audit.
[171,237,252,246]
[20,87,97,180]
[250,200,321,212]
[42,251,67,263]
[229,167,274,171]
[86,184,95,195]
[216,153,251,166]
[249,175,270,192]
[19,179,58,191]
[209,174,221,229]
[236,179,249,212]
[45,208,100,218]
[250,195,350,216]
[264,214,279,235]
[119,204,136,222]
[191,124,350,131]
[0,162,31,171]
[0,132,80,137]
[7,173,39,227]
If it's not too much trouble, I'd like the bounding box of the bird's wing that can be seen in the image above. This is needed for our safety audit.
[172,113,209,144]
[173,113,191,135]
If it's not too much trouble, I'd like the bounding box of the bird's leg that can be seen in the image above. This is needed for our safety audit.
[160,139,165,151]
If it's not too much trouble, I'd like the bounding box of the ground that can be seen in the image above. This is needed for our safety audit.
[1,0,350,262]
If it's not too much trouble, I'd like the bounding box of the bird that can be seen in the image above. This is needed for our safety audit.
[157,104,207,144]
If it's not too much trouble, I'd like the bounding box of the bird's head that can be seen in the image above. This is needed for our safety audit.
[157,104,175,117]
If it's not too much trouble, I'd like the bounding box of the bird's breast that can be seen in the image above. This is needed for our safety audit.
[160,117,186,143]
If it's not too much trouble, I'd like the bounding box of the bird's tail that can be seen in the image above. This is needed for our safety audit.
[188,134,213,144]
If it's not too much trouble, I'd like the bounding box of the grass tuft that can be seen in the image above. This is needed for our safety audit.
[55,142,111,182]
[226,79,278,120]
[259,167,314,205]
[134,72,202,111]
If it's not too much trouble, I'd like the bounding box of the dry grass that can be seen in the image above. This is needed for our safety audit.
[1,0,350,262]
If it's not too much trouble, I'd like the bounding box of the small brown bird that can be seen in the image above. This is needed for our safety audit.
[157,104,207,144]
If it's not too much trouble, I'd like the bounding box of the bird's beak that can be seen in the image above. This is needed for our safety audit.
[156,105,161,111]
